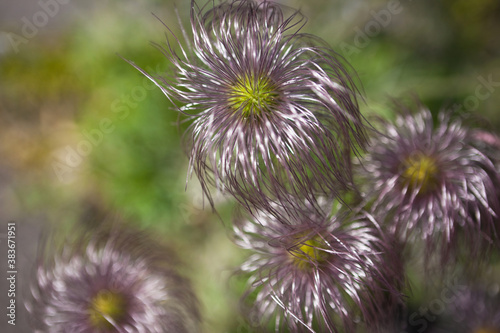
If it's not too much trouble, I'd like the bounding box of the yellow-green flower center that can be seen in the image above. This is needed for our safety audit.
[228,75,278,117]
[401,153,438,194]
[89,289,127,329]
[290,236,330,270]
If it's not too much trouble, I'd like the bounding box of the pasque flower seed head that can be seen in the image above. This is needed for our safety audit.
[26,228,200,333]
[234,204,403,332]
[358,106,500,263]
[128,0,368,216]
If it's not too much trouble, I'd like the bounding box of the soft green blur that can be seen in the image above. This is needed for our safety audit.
[1,0,499,332]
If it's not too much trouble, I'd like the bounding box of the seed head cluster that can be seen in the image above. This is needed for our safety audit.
[125,0,500,331]
[27,1,500,333]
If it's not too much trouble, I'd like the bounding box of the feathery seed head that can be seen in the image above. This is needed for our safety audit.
[26,227,201,333]
[129,0,368,216]
[234,204,404,332]
[358,105,500,264]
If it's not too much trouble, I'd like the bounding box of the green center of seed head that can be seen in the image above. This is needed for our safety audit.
[89,289,127,329]
[228,75,278,117]
[401,152,438,194]
[291,236,330,269]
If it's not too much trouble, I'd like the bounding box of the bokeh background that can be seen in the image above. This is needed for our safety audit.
[1,0,499,332]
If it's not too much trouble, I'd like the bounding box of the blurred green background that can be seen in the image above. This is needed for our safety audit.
[1,0,499,332]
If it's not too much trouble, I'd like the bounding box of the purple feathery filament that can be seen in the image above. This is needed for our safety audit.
[358,106,500,263]
[26,228,200,333]
[233,205,404,332]
[128,0,368,215]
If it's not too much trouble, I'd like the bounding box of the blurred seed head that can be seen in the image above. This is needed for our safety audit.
[233,204,404,332]
[129,0,368,217]
[358,105,500,264]
[26,226,200,333]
